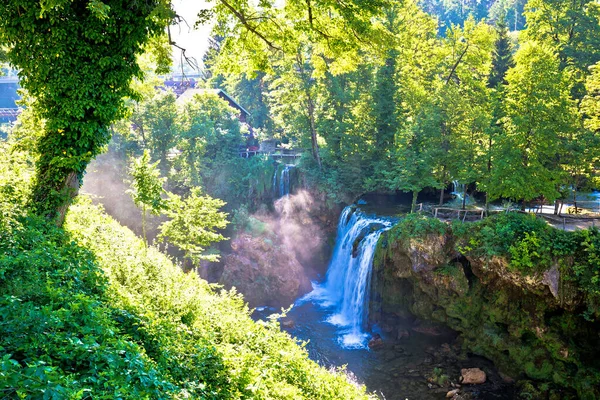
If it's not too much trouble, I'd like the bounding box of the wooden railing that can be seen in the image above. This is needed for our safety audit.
[239,150,303,159]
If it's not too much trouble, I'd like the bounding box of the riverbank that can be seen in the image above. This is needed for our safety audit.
[371,213,600,399]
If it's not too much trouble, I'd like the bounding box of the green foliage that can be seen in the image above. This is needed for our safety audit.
[0,190,371,399]
[158,188,229,263]
[489,42,578,203]
[0,0,172,221]
[171,92,243,189]
[128,150,166,245]
[389,213,448,242]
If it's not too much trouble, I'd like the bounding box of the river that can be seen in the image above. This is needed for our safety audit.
[254,205,515,399]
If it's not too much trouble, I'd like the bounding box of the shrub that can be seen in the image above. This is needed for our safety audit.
[0,197,371,399]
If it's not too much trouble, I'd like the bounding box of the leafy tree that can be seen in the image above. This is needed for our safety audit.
[159,188,228,263]
[582,62,600,133]
[134,91,178,171]
[0,0,172,224]
[523,0,600,97]
[387,104,442,212]
[434,18,495,206]
[128,150,166,245]
[173,92,243,189]
[489,42,577,206]
[372,49,400,151]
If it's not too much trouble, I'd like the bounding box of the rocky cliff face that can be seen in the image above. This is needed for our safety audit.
[371,229,600,399]
[219,190,341,308]
[220,234,312,307]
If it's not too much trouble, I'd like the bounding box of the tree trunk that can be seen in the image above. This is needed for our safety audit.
[462,185,467,210]
[142,206,147,247]
[411,190,419,213]
[53,171,81,227]
[573,188,578,214]
[30,160,83,227]
[306,92,322,170]
[439,187,445,206]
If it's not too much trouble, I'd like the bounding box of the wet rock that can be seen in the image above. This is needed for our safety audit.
[460,368,486,385]
[412,325,442,336]
[498,372,515,383]
[368,333,384,349]
[220,234,311,307]
[393,344,405,353]
[446,389,460,398]
[281,319,295,329]
[397,329,410,340]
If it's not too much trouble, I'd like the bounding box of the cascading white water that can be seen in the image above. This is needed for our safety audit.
[451,179,472,205]
[272,166,278,197]
[303,206,392,348]
[279,165,293,197]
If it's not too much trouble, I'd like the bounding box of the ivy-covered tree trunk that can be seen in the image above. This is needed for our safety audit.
[0,0,170,225]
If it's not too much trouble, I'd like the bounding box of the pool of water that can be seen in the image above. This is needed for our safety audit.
[254,294,515,400]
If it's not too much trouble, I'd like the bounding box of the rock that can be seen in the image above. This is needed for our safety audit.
[397,329,410,340]
[220,234,311,307]
[447,389,460,398]
[498,372,515,383]
[460,368,486,385]
[393,344,405,353]
[281,319,295,329]
[368,333,384,349]
[412,325,442,336]
[542,264,560,298]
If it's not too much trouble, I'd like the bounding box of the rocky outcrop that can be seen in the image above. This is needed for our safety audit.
[221,234,311,307]
[371,230,600,399]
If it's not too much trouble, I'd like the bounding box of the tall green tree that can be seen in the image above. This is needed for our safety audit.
[0,0,171,224]
[173,92,243,189]
[489,42,577,206]
[128,150,166,246]
[488,14,514,88]
[159,188,229,263]
[523,0,600,97]
[372,50,399,151]
[133,91,178,171]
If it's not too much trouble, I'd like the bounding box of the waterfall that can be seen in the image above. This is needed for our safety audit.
[314,206,392,348]
[451,179,471,205]
[452,180,464,198]
[272,166,278,197]
[279,165,293,198]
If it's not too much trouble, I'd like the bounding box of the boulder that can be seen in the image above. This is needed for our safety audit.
[281,319,295,329]
[460,368,486,385]
[368,333,384,349]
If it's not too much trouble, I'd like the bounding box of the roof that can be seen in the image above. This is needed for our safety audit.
[176,88,250,117]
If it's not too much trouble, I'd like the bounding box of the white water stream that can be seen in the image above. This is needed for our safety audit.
[301,206,392,348]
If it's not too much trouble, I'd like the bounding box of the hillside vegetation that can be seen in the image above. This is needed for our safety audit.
[0,194,370,399]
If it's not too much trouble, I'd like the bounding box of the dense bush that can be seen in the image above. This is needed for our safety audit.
[0,196,371,399]
[388,212,448,242]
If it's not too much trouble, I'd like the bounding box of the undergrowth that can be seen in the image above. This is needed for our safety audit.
[0,195,370,399]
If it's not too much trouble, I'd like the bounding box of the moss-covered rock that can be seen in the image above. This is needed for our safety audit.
[371,215,600,399]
